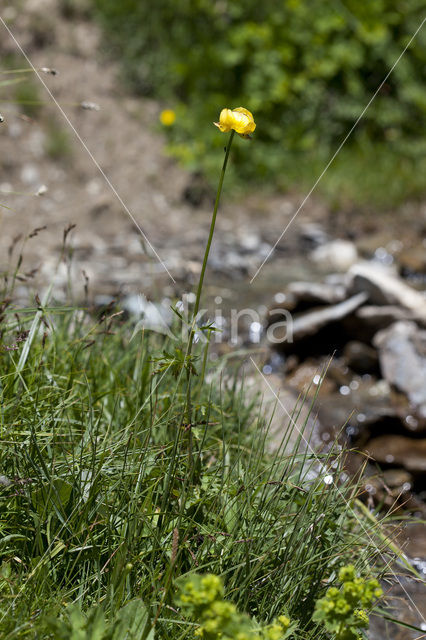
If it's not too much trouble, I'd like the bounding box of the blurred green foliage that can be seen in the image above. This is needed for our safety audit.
[44,121,73,161]
[13,80,42,118]
[94,0,426,204]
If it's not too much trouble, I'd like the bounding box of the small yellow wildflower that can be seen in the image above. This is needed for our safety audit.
[214,107,256,138]
[160,109,176,126]
[339,566,356,582]
[354,609,369,627]
[265,614,291,640]
[278,615,290,628]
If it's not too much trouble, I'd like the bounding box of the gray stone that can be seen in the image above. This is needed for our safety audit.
[279,292,367,344]
[287,281,346,305]
[356,305,426,332]
[310,239,358,271]
[373,321,426,418]
[317,383,396,438]
[298,223,329,248]
[349,263,426,319]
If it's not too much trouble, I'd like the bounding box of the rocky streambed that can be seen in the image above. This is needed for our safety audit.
[263,261,426,510]
[257,258,426,639]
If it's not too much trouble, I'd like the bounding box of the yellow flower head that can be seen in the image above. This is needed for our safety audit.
[214,107,256,138]
[160,109,176,126]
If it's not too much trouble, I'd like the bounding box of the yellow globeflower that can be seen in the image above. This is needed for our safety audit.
[214,107,256,138]
[160,109,176,126]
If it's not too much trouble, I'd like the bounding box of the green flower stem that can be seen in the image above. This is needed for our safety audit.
[185,130,235,421]
[157,130,235,614]
[191,130,235,331]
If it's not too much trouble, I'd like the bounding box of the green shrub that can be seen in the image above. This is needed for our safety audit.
[93,0,426,202]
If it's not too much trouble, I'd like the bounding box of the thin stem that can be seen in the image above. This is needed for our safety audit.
[185,130,235,424]
[192,129,235,326]
[199,329,212,388]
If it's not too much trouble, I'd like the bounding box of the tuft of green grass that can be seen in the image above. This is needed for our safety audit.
[0,283,390,639]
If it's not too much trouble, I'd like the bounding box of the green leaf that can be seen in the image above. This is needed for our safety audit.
[31,478,73,517]
[110,600,150,640]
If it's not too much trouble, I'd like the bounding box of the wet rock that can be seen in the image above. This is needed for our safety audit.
[343,340,379,374]
[355,305,426,334]
[343,303,425,345]
[371,246,396,267]
[373,322,426,418]
[363,474,426,516]
[298,223,329,249]
[365,435,426,473]
[325,272,350,289]
[317,374,402,437]
[238,232,261,253]
[386,388,426,435]
[310,239,358,271]
[349,263,426,319]
[317,386,397,441]
[287,281,346,306]
[209,249,251,277]
[289,293,368,338]
[207,232,275,278]
[270,292,367,353]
